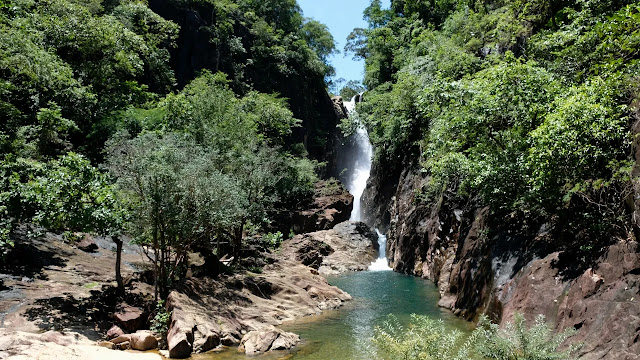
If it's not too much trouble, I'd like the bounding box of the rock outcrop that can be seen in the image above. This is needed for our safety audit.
[332,96,348,119]
[368,163,640,359]
[163,258,351,358]
[110,331,158,351]
[273,180,354,236]
[239,325,300,355]
[281,221,379,275]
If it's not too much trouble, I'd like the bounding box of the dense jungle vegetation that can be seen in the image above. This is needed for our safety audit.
[0,0,337,297]
[346,0,640,253]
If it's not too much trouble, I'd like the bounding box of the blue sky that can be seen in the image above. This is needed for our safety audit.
[298,0,391,86]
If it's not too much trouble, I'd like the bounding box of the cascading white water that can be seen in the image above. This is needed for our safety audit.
[342,94,391,272]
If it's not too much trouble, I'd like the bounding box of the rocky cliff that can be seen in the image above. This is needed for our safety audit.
[364,151,640,359]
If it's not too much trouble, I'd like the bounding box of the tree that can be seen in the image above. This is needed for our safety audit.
[1,153,127,293]
[339,80,366,100]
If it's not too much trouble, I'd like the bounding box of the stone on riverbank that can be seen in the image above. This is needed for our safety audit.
[239,325,300,355]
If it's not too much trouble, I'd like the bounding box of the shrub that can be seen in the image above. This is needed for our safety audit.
[150,300,171,339]
[373,313,580,360]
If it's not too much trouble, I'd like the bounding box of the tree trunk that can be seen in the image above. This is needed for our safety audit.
[114,236,124,295]
[232,223,244,264]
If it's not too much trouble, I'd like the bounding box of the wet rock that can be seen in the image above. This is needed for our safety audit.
[114,303,147,332]
[106,325,125,340]
[239,326,300,355]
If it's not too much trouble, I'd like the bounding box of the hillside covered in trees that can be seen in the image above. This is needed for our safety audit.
[0,0,345,294]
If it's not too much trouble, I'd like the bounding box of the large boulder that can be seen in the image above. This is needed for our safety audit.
[272,180,354,235]
[130,331,159,351]
[114,303,147,332]
[166,308,194,359]
[239,326,300,355]
[165,293,224,358]
[282,221,378,275]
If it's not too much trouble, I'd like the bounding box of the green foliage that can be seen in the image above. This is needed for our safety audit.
[263,231,283,249]
[0,0,178,161]
[354,0,638,242]
[150,300,171,337]
[339,80,366,100]
[373,313,580,360]
[106,72,317,296]
[474,314,580,360]
[373,314,474,360]
[0,152,124,257]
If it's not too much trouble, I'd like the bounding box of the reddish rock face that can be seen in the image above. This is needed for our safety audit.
[113,303,147,333]
[378,164,640,359]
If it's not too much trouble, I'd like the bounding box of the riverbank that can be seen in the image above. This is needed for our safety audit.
[0,219,382,359]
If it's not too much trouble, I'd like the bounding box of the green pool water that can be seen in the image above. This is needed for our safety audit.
[191,270,473,360]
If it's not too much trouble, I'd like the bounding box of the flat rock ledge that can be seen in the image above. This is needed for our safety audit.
[0,329,162,360]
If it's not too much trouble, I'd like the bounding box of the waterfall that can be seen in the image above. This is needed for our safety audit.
[342,94,372,222]
[341,94,391,272]
[369,230,391,271]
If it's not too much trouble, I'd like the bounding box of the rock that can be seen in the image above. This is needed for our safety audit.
[281,221,378,275]
[332,96,348,119]
[116,341,131,350]
[162,260,349,356]
[239,326,300,355]
[192,324,220,353]
[98,340,116,350]
[130,331,159,351]
[272,180,353,235]
[106,325,125,340]
[0,329,163,359]
[114,303,147,332]
[111,335,131,344]
[167,308,195,358]
[76,233,98,253]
